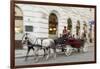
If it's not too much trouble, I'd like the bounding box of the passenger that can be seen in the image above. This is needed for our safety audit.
[71,34,75,40]
[62,26,68,38]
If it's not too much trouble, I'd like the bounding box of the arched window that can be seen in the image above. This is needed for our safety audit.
[83,22,87,38]
[76,20,80,36]
[49,13,58,35]
[15,5,23,34]
[67,18,72,32]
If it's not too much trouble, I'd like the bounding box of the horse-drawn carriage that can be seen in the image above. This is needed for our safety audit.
[54,35,87,56]
[22,34,88,62]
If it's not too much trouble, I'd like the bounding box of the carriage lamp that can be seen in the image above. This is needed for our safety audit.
[53,28,56,30]
[49,28,53,31]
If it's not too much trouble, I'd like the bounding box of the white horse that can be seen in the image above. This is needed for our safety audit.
[22,36,56,62]
[41,39,56,60]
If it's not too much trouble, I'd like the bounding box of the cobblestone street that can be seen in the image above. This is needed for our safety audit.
[15,43,95,66]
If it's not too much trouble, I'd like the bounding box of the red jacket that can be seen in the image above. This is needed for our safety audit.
[63,29,67,35]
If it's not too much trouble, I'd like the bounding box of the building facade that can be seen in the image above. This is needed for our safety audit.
[15,4,95,48]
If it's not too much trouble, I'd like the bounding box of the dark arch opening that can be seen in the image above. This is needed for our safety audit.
[83,23,87,38]
[15,5,23,49]
[49,13,58,35]
[67,18,72,32]
[15,5,23,34]
[76,20,80,36]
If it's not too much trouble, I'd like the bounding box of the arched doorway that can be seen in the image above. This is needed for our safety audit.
[49,13,58,38]
[15,5,23,49]
[67,18,72,33]
[89,20,94,43]
[76,20,80,36]
[15,5,23,34]
[82,23,87,38]
[89,25,92,43]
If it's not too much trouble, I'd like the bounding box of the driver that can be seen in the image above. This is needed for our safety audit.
[62,26,68,38]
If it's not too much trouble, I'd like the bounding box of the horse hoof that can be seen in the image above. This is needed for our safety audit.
[24,59,27,61]
[34,59,39,63]
[45,55,49,60]
[33,58,36,60]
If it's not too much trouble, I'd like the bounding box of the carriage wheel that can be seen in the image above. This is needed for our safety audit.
[82,46,88,53]
[64,45,72,56]
[80,42,88,53]
[65,49,72,56]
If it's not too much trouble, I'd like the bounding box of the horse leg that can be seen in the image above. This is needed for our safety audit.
[62,47,64,52]
[45,48,49,60]
[77,48,80,52]
[33,47,42,62]
[31,47,38,60]
[43,48,46,57]
[32,47,34,53]
[31,47,41,62]
[45,47,51,60]
[51,47,56,59]
[25,47,31,61]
